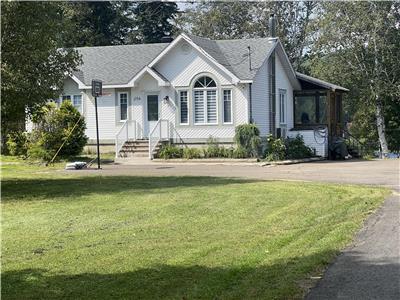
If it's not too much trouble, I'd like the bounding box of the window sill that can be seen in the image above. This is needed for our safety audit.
[194,123,219,126]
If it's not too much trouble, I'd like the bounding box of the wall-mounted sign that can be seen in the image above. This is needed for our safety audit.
[133,96,141,101]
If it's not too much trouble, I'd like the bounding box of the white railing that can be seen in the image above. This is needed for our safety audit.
[115,120,141,158]
[149,119,170,159]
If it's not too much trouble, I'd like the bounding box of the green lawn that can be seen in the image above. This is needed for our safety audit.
[1,157,389,299]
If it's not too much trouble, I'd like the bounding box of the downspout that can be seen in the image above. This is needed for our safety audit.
[249,83,253,123]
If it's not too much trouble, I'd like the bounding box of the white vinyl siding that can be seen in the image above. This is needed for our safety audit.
[119,92,128,121]
[279,90,286,124]
[223,89,232,123]
[179,91,188,124]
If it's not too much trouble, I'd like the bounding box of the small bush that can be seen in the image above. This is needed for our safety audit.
[28,102,88,161]
[264,135,286,161]
[6,132,29,156]
[234,124,261,157]
[158,144,183,159]
[183,147,202,159]
[218,147,235,158]
[232,146,248,158]
[204,136,221,158]
[285,135,314,159]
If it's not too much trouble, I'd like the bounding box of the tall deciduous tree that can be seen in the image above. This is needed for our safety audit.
[1,2,81,143]
[62,1,132,47]
[309,1,400,154]
[130,1,179,43]
[179,1,317,68]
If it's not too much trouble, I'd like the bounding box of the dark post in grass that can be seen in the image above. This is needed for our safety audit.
[92,79,103,169]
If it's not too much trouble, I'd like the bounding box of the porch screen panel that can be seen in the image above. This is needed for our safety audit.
[319,95,327,124]
[295,95,316,124]
[180,91,188,124]
[207,90,217,123]
[194,90,204,123]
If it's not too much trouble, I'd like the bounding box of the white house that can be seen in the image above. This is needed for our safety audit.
[50,28,348,159]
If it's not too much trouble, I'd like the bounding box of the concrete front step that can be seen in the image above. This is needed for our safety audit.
[118,139,163,158]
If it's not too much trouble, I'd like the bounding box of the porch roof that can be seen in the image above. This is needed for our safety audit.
[296,72,349,92]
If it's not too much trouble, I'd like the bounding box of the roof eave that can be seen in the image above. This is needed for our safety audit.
[296,72,349,92]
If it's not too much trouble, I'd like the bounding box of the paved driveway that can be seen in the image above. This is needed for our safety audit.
[79,159,399,190]
[71,159,400,299]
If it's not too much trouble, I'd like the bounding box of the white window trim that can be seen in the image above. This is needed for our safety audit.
[193,88,218,125]
[178,90,189,125]
[118,92,128,122]
[222,89,233,125]
[279,89,287,125]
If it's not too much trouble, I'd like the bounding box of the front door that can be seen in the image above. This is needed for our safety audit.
[145,95,159,137]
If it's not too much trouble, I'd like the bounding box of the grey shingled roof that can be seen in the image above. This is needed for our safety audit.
[72,34,275,85]
[73,43,169,85]
[187,34,275,80]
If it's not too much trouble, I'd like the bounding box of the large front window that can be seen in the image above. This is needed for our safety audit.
[295,92,327,125]
[193,76,217,124]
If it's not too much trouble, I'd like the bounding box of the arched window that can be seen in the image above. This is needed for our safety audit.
[193,76,217,124]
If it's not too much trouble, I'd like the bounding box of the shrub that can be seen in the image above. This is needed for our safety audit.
[234,124,261,157]
[6,132,29,156]
[28,101,88,161]
[218,147,235,158]
[204,136,221,158]
[264,135,286,161]
[285,135,314,159]
[158,144,183,159]
[232,146,248,158]
[183,147,202,159]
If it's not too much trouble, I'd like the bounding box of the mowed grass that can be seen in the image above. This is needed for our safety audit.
[1,157,389,299]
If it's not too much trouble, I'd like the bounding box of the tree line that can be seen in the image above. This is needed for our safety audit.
[1,1,399,153]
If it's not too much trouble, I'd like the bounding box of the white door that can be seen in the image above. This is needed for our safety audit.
[145,95,159,137]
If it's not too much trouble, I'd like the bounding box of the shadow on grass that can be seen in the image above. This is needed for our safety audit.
[3,251,398,299]
[2,250,339,300]
[2,176,262,202]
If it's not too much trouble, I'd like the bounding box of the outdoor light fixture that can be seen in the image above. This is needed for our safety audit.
[163,95,170,103]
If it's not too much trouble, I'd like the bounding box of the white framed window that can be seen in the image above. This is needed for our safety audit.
[62,95,71,103]
[179,90,189,125]
[60,95,82,113]
[193,76,218,125]
[279,89,287,124]
[119,92,128,121]
[223,89,232,124]
[73,95,82,113]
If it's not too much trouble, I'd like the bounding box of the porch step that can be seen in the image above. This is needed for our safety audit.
[117,139,163,158]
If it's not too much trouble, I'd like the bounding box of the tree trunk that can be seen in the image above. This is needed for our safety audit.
[375,94,389,156]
